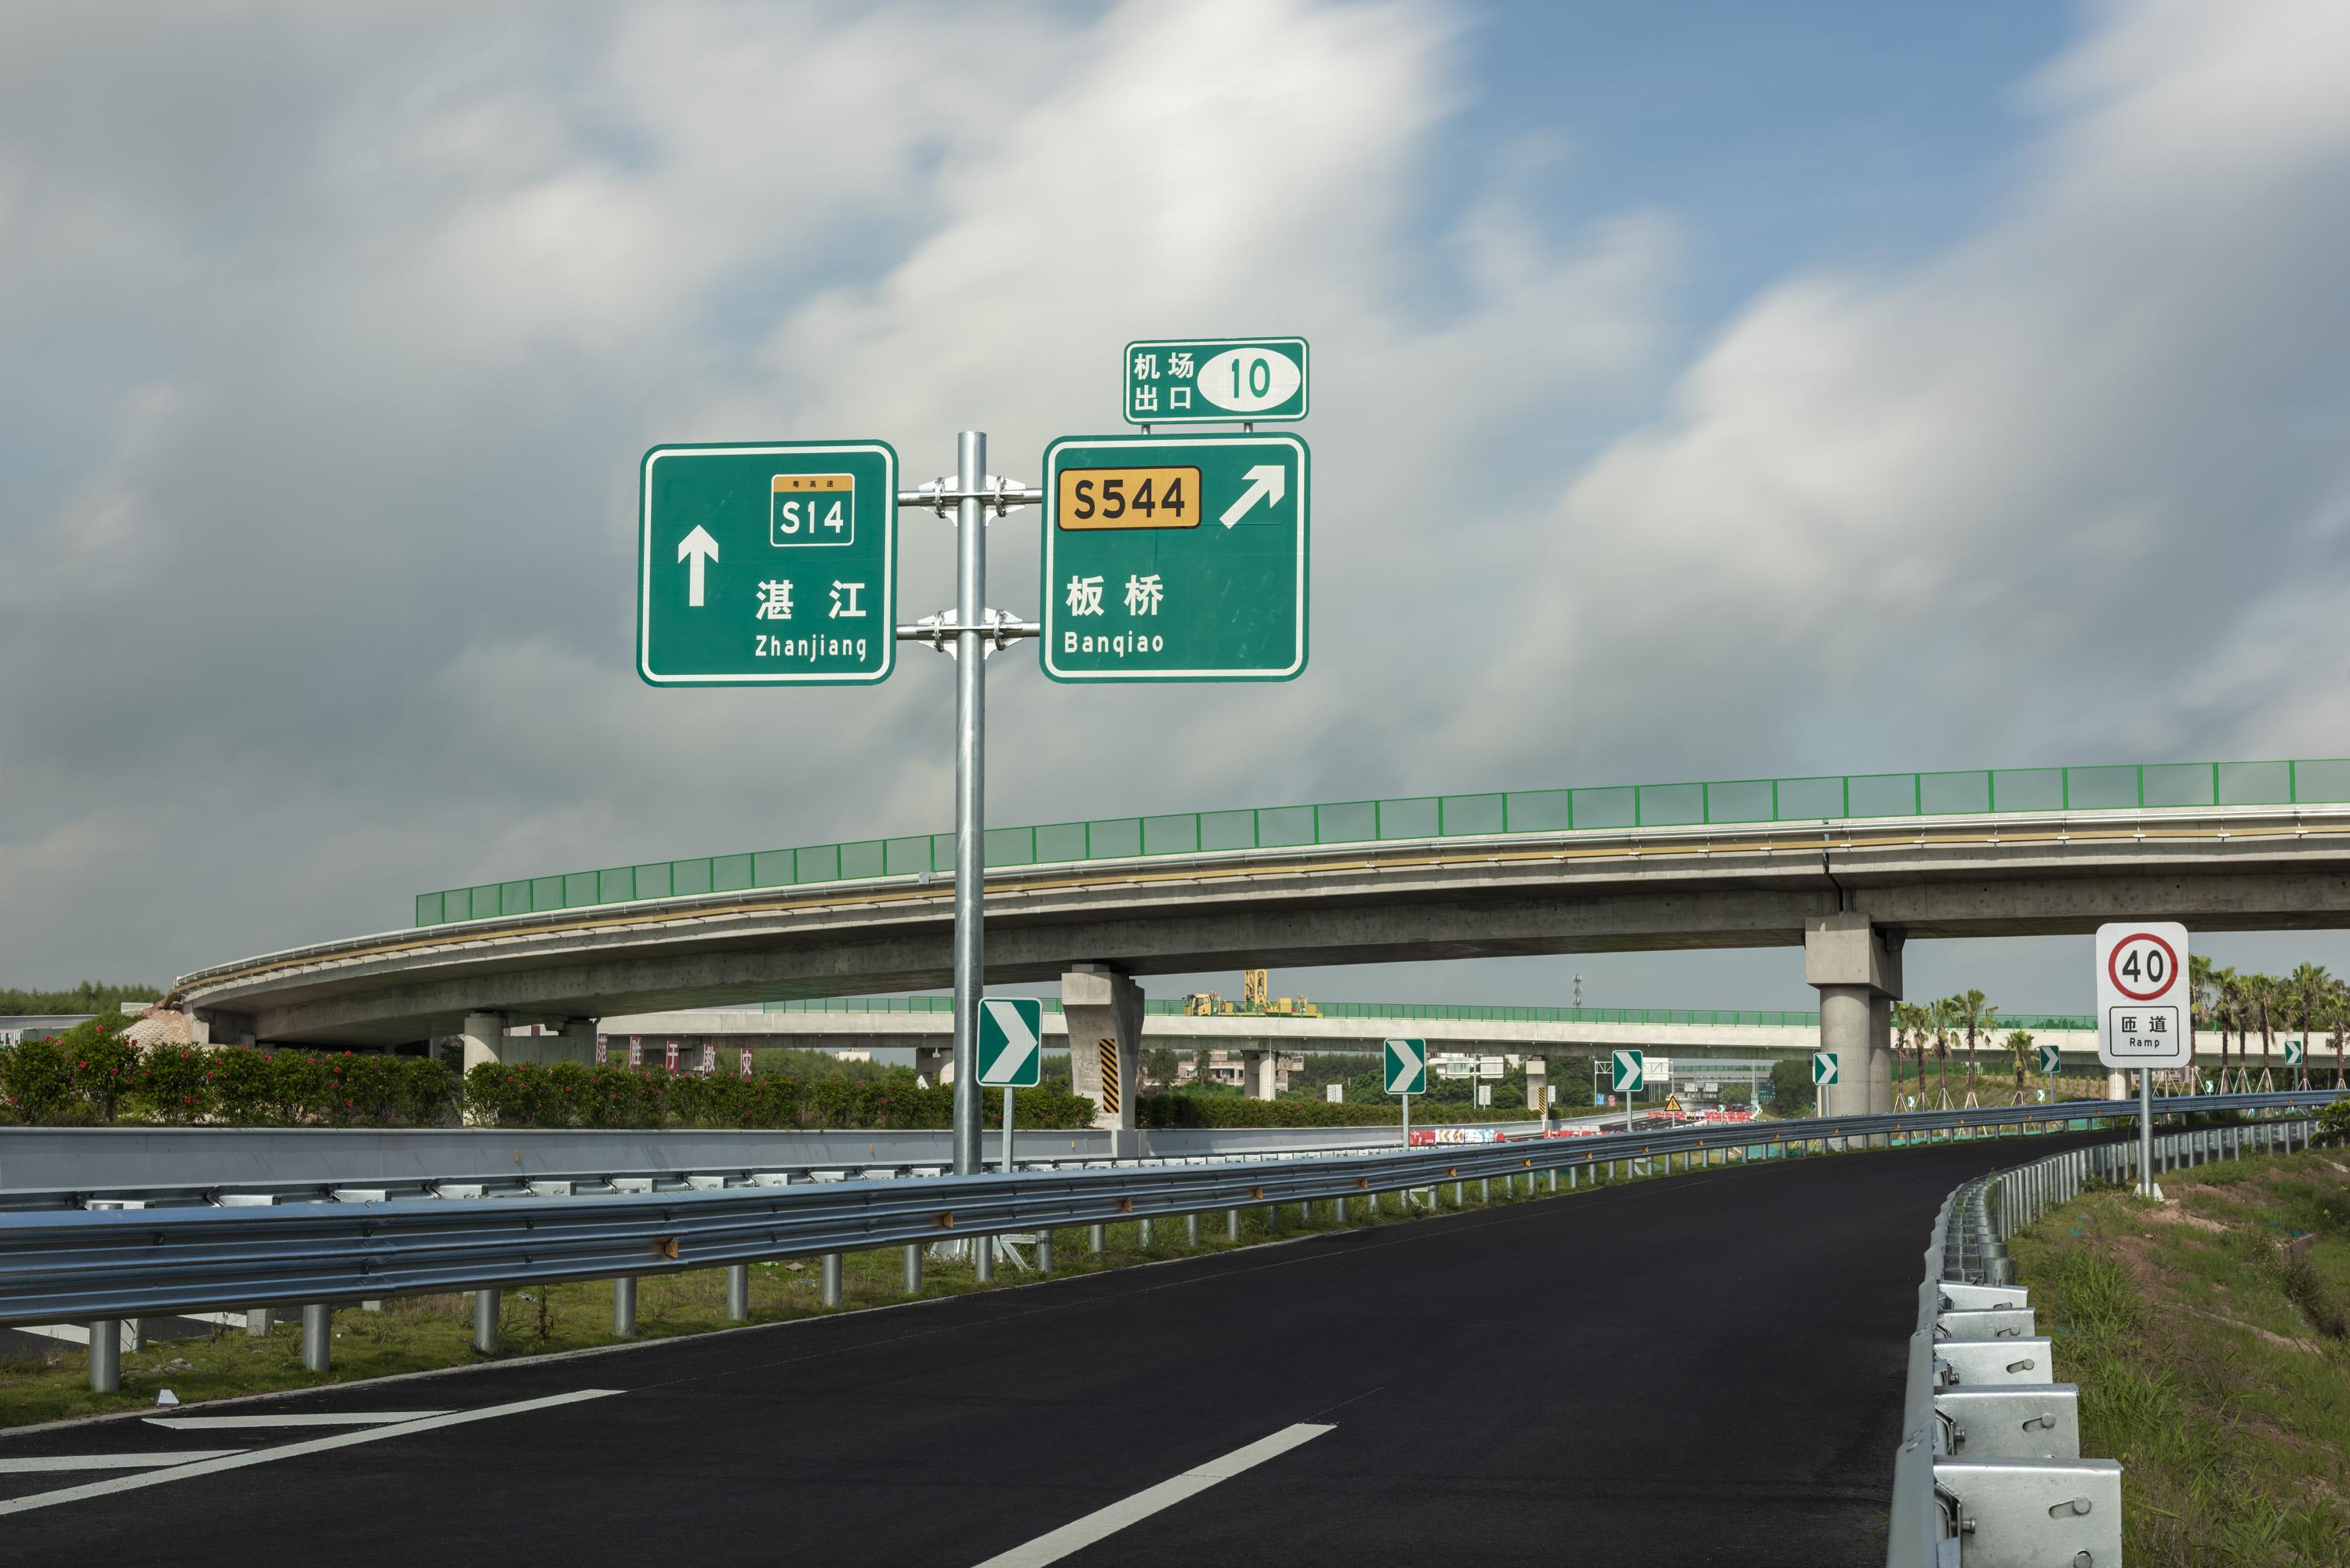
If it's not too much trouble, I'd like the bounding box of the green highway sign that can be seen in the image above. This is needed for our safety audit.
[1383,1038,1427,1096]
[1124,337,1309,425]
[1611,1050,1644,1094]
[2286,1039,2305,1068]
[1811,1051,1839,1087]
[1041,433,1308,682]
[976,997,1044,1088]
[2036,1043,2061,1076]
[637,441,897,685]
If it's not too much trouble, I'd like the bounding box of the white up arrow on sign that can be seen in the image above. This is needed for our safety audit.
[1218,464,1285,528]
[677,525,720,608]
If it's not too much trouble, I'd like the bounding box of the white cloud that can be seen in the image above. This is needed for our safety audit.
[1442,0,2350,786]
[0,0,1670,980]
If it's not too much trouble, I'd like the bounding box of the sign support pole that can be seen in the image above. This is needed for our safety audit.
[2138,1068,2154,1198]
[1401,1090,1411,1152]
[951,430,986,1178]
[1001,1084,1015,1176]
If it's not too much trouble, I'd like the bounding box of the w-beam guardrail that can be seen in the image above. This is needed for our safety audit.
[1887,1108,2326,1566]
[5,1092,2335,1397]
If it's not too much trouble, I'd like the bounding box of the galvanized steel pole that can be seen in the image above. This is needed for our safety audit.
[2138,1068,2154,1198]
[951,430,986,1177]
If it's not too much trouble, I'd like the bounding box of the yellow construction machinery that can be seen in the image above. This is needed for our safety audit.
[1183,969,1319,1018]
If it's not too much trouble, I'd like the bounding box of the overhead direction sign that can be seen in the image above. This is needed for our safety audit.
[1384,1038,1428,1096]
[2095,921,2190,1068]
[975,997,1044,1088]
[638,441,897,685]
[1124,337,1309,425]
[1811,1051,1839,1087]
[2035,1043,2062,1076]
[1611,1050,1644,1094]
[1041,433,1308,682]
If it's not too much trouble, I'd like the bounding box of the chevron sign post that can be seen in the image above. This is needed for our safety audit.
[1385,1038,1427,1150]
[977,998,1043,1088]
[1611,1050,1644,1135]
[2036,1043,2061,1077]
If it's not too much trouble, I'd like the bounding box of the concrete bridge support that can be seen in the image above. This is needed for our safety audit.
[1063,965,1142,1147]
[913,1045,951,1088]
[460,1011,507,1074]
[1804,914,1901,1119]
[1242,1048,1278,1101]
[1525,1058,1549,1112]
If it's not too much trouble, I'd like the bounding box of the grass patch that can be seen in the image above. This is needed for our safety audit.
[2007,1142,2350,1566]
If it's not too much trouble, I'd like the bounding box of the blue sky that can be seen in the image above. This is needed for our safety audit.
[4,0,2350,1022]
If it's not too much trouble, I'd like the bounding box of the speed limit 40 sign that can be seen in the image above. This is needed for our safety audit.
[2095,921,2190,1068]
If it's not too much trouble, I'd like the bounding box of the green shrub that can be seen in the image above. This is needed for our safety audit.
[136,1043,213,1123]
[0,1036,76,1123]
[2315,1097,2350,1146]
[1135,1094,1541,1128]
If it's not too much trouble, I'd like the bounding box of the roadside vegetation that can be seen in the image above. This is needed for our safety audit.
[2007,1106,2350,1566]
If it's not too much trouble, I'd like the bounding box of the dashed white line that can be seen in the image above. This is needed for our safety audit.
[0,1389,621,1516]
[971,1422,1335,1568]
[143,1411,447,1429]
[0,1451,245,1473]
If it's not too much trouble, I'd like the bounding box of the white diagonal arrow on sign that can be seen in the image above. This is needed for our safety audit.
[1218,464,1285,528]
[981,999,1038,1085]
[677,524,720,608]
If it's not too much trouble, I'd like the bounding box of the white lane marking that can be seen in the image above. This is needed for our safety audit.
[0,1389,619,1516]
[143,1411,448,1429]
[972,1422,1334,1568]
[0,1452,245,1473]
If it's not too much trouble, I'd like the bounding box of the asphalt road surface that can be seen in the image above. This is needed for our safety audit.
[0,1136,2079,1566]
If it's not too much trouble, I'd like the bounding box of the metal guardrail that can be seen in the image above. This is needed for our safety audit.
[9,1092,2336,1402]
[0,1120,1567,1211]
[756,995,2108,1032]
[413,757,2350,927]
[1887,1108,2326,1565]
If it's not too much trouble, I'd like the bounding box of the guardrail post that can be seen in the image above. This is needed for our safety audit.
[903,1243,924,1293]
[1226,1209,1240,1241]
[1139,1217,1154,1247]
[473,1289,499,1354]
[1089,1223,1107,1254]
[302,1303,332,1373]
[613,1276,637,1336]
[726,1263,750,1321]
[1479,1178,1490,1203]
[1453,1180,1466,1206]
[823,1250,845,1304]
[1547,1168,1558,1192]
[1037,1229,1054,1272]
[245,1305,271,1337]
[87,1319,120,1393]
[1186,1211,1200,1245]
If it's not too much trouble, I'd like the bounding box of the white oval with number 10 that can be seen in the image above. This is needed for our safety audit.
[1196,347,1302,413]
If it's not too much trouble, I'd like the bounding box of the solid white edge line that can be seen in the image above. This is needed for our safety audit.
[971,1422,1334,1568]
[143,1412,449,1429]
[0,1451,245,1473]
[0,1388,620,1516]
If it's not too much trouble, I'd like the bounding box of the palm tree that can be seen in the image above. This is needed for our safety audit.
[2250,971,2279,1080]
[1949,989,1996,1095]
[2328,981,2350,1091]
[1930,997,1956,1105]
[2188,954,2217,1078]
[2215,966,2246,1083]
[2005,1029,2035,1103]
[2290,962,2330,1089]
[1891,1001,1927,1102]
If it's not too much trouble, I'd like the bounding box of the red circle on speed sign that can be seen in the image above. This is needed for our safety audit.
[2107,932,2179,1002]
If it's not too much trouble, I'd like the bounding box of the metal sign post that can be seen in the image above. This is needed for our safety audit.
[1611,1051,1644,1134]
[1384,1038,1427,1150]
[2095,921,2191,1198]
[1811,1050,1839,1118]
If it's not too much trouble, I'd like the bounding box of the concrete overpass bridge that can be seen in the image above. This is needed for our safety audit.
[173,757,2350,1124]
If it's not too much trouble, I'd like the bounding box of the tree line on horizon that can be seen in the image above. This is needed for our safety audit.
[1892,956,2345,1102]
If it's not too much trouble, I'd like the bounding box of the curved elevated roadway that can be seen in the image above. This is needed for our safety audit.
[179,802,2350,1047]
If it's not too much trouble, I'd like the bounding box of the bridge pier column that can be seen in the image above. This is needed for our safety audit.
[1064,965,1142,1149]
[1805,915,1901,1131]
[1524,1058,1549,1112]
[912,1046,951,1089]
[461,1011,507,1075]
[1241,1049,1278,1101]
